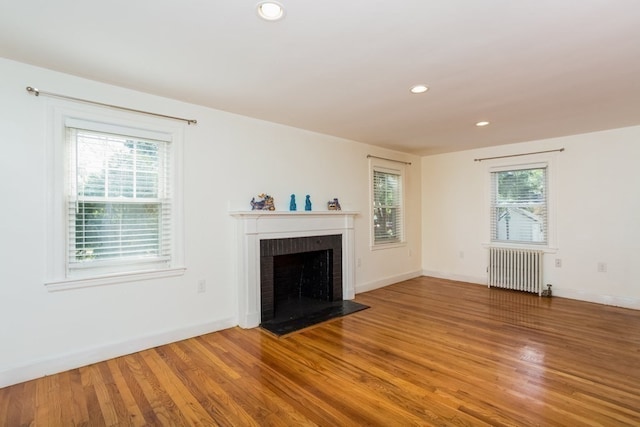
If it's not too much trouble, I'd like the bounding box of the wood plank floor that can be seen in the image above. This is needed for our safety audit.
[2,276,640,426]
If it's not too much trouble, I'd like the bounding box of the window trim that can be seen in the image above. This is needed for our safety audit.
[369,158,406,250]
[44,100,186,291]
[483,155,558,251]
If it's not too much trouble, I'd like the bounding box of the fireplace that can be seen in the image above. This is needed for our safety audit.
[260,235,342,323]
[231,211,358,328]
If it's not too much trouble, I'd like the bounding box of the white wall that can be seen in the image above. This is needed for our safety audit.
[0,58,422,387]
[422,126,640,308]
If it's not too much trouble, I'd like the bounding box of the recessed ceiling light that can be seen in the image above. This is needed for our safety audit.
[476,121,490,127]
[410,84,429,94]
[257,1,285,21]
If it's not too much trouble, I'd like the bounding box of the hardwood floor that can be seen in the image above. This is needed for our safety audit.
[2,276,640,426]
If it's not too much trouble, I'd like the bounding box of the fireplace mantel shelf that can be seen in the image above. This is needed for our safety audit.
[230,211,359,218]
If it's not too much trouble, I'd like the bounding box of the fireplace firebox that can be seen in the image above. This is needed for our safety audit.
[260,235,342,324]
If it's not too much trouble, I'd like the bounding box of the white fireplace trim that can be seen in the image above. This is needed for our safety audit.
[230,211,359,328]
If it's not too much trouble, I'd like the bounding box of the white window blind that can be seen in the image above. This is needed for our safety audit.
[490,166,547,244]
[67,127,172,275]
[373,167,403,244]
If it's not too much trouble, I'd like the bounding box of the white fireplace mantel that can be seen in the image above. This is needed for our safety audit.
[230,211,359,328]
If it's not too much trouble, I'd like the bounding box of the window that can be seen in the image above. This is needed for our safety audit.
[68,127,171,274]
[490,166,547,244]
[45,105,185,289]
[371,164,404,246]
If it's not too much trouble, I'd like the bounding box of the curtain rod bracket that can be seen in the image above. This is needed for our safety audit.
[25,85,197,125]
[26,86,40,96]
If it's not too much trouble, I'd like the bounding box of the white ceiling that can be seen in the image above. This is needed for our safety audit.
[2,0,640,155]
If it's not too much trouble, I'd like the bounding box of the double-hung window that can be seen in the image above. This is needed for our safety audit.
[490,165,548,245]
[371,164,404,246]
[68,125,171,275]
[45,106,185,289]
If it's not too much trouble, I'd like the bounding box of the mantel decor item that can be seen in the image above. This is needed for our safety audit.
[305,195,312,211]
[250,193,275,211]
[289,194,297,211]
[327,198,341,210]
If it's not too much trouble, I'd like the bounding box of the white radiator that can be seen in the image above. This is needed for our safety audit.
[488,247,543,295]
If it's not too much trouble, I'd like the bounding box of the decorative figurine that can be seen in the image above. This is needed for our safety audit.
[541,284,553,297]
[305,195,312,211]
[250,193,275,211]
[327,198,341,211]
[289,194,297,211]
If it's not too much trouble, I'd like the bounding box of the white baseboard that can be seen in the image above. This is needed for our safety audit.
[421,270,486,286]
[553,289,640,310]
[6,278,637,389]
[422,270,640,310]
[0,317,236,389]
[355,270,423,294]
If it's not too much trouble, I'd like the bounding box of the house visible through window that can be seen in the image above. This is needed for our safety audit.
[372,166,403,245]
[490,166,547,244]
[67,126,172,276]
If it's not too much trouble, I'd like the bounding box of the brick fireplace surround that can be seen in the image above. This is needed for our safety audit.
[230,211,358,328]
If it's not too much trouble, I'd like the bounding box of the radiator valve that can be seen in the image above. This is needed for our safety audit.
[541,284,553,297]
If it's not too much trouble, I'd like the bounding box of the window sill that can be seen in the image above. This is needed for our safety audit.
[482,242,558,253]
[371,241,407,251]
[45,267,187,292]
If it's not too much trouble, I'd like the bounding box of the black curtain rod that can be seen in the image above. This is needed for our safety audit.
[474,148,564,162]
[367,154,412,165]
[25,86,197,125]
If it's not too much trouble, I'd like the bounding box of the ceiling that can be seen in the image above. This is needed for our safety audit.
[1,0,639,155]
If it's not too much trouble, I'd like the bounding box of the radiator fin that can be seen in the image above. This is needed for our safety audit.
[488,247,543,295]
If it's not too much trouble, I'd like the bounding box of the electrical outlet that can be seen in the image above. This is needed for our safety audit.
[555,258,562,268]
[197,279,206,293]
[597,262,607,273]
[459,251,465,259]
